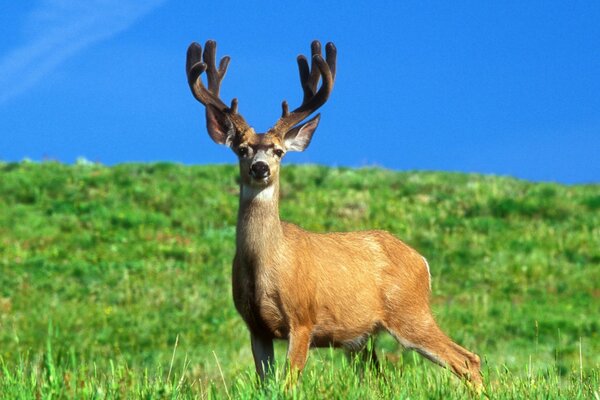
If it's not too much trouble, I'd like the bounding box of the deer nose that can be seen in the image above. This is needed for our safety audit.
[250,162,270,179]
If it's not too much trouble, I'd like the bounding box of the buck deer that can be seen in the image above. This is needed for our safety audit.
[185,40,482,387]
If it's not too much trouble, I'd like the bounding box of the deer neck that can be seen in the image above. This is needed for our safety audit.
[236,179,283,263]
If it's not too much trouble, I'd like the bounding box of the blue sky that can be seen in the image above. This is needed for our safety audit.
[0,1,598,184]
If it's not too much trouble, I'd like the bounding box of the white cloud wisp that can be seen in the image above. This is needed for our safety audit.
[0,0,165,105]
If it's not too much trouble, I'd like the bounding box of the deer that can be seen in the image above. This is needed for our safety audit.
[185,39,482,388]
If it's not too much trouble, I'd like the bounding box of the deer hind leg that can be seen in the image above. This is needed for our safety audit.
[385,314,482,387]
[347,339,380,376]
[358,342,380,370]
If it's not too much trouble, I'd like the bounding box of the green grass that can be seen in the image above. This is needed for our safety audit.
[0,161,598,398]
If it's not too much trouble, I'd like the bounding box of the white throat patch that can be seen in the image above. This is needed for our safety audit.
[242,184,275,202]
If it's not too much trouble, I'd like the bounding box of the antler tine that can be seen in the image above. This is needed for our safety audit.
[296,56,312,103]
[186,41,250,132]
[295,41,324,107]
[325,42,337,81]
[281,100,290,117]
[295,55,334,113]
[274,40,337,134]
[186,42,228,111]
[186,43,207,100]
[307,41,323,95]
[203,40,230,96]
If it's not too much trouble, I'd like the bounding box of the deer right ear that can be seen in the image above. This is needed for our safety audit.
[205,105,236,146]
[283,114,320,152]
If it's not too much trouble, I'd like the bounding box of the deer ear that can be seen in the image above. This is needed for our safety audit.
[205,105,236,146]
[283,114,320,152]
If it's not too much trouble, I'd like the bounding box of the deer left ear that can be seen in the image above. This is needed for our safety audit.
[283,114,320,152]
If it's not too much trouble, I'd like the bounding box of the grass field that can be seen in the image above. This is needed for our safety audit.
[0,161,598,398]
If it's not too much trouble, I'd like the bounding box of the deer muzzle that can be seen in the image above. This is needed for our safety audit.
[250,161,270,180]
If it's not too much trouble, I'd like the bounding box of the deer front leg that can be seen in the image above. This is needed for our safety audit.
[285,327,311,385]
[251,333,274,380]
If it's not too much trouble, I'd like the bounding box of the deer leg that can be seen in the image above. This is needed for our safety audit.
[285,327,311,385]
[360,343,380,370]
[386,315,482,387]
[251,333,274,380]
[347,340,380,372]
[347,341,381,382]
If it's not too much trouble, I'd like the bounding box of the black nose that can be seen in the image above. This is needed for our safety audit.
[250,162,270,179]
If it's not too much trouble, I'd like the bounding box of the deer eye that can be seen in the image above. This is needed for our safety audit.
[238,147,249,157]
[274,149,284,158]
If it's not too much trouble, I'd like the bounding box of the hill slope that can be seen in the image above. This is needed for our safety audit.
[0,162,598,398]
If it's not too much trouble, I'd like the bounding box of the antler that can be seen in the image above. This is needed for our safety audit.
[271,40,337,134]
[186,40,247,128]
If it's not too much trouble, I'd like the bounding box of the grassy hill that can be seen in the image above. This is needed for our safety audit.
[0,161,598,398]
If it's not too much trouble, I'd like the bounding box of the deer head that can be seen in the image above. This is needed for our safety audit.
[186,40,337,189]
